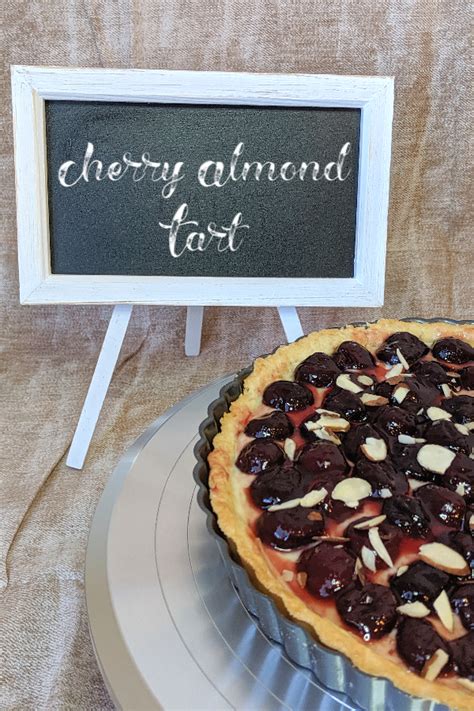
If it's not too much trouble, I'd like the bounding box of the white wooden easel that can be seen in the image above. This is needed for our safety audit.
[66,306,303,469]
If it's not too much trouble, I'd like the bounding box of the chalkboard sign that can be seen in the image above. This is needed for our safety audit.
[12,68,394,306]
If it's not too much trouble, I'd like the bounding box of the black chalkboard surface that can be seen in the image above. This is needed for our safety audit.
[45,101,360,279]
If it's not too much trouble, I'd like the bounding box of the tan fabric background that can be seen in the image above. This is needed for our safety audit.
[1,1,472,709]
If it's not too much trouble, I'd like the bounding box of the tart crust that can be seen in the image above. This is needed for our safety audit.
[208,319,474,710]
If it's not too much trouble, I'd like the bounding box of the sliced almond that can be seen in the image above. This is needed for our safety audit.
[379,488,393,498]
[433,589,454,632]
[398,434,417,445]
[455,482,467,497]
[317,415,350,432]
[419,542,469,576]
[353,514,386,530]
[315,408,341,417]
[331,477,372,508]
[314,535,350,543]
[336,373,363,394]
[409,478,430,491]
[355,557,366,584]
[284,438,296,460]
[358,375,374,386]
[396,601,430,618]
[385,363,404,380]
[393,384,410,404]
[454,423,470,435]
[427,406,452,422]
[465,421,474,431]
[469,514,474,531]
[396,565,409,577]
[447,371,461,379]
[296,571,307,588]
[440,383,452,398]
[307,510,324,521]
[417,444,456,475]
[299,488,328,508]
[386,374,407,385]
[421,648,450,681]
[396,348,410,370]
[457,678,474,691]
[368,526,394,567]
[361,545,377,572]
[361,436,387,462]
[314,427,341,445]
[268,497,302,512]
[361,393,389,406]
[281,569,294,582]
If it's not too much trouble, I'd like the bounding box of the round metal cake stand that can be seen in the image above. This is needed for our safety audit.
[85,375,359,711]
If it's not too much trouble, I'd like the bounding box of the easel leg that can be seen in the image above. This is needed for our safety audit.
[185,306,204,356]
[277,306,304,343]
[66,304,133,470]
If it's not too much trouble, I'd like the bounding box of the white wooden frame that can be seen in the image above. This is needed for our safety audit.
[11,66,394,307]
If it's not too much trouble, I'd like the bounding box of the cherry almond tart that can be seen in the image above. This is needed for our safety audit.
[208,320,474,709]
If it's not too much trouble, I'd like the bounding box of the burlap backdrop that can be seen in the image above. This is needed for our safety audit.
[1,1,472,709]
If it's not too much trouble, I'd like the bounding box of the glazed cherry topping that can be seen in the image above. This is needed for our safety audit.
[383,495,430,537]
[376,332,429,366]
[432,338,474,365]
[295,352,341,387]
[342,423,380,462]
[449,632,474,680]
[323,389,367,422]
[424,420,471,454]
[336,582,398,640]
[390,560,450,607]
[345,517,402,566]
[374,406,417,438]
[450,584,474,631]
[297,542,354,597]
[393,379,439,411]
[355,459,408,497]
[244,411,294,440]
[438,530,473,572]
[460,365,474,390]
[416,484,466,530]
[250,462,309,509]
[256,506,325,549]
[391,443,434,482]
[262,380,314,412]
[296,442,348,491]
[396,618,449,673]
[410,360,450,389]
[236,440,284,474]
[442,395,474,424]
[333,341,375,370]
[444,453,474,504]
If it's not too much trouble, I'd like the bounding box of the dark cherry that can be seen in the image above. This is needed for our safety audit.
[323,498,366,523]
[376,332,429,367]
[354,458,408,497]
[373,381,394,399]
[410,360,450,389]
[395,378,439,411]
[297,542,354,597]
[323,388,367,422]
[333,341,376,370]
[424,420,470,455]
[432,338,474,365]
[445,453,474,504]
[249,462,309,509]
[374,406,417,438]
[391,442,434,482]
[295,352,341,388]
[262,380,314,412]
[342,423,380,462]
[450,632,474,680]
[442,395,474,424]
[390,560,450,607]
[383,495,430,537]
[450,584,474,631]
[236,440,284,475]
[396,618,449,673]
[245,411,294,441]
[345,517,402,566]
[336,582,398,640]
[460,365,474,390]
[438,531,473,573]
[416,484,466,529]
[256,506,325,550]
[296,442,348,491]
